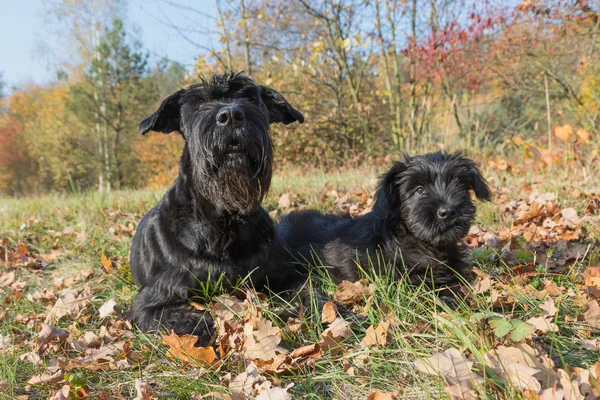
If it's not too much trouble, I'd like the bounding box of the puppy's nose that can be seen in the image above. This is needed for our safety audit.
[437,206,457,220]
[216,106,245,127]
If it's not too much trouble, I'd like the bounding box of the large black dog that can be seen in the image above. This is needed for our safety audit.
[279,152,491,299]
[129,73,304,343]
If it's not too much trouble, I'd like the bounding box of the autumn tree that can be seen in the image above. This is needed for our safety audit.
[69,18,158,191]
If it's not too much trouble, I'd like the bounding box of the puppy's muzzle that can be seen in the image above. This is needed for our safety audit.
[437,205,457,222]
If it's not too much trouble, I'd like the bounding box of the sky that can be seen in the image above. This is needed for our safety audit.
[0,0,217,91]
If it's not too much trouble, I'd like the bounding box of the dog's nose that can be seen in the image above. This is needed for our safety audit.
[437,206,457,220]
[216,106,245,127]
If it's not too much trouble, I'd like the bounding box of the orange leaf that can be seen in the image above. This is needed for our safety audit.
[554,124,573,142]
[100,253,113,274]
[576,128,591,143]
[162,331,217,366]
[367,392,398,400]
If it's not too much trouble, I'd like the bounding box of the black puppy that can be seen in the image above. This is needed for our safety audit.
[279,151,491,299]
[129,73,304,343]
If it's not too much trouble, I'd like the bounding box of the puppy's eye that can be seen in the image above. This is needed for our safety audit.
[416,186,427,195]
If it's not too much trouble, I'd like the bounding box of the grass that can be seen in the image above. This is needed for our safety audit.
[0,165,599,399]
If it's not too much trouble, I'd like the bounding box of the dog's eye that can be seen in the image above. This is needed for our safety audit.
[416,186,427,195]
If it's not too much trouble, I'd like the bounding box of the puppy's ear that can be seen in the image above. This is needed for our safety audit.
[139,89,186,135]
[463,160,492,201]
[259,86,304,125]
[373,161,408,218]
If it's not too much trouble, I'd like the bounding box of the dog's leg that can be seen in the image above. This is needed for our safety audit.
[130,272,216,344]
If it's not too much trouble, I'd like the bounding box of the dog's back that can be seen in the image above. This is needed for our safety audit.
[278,209,350,260]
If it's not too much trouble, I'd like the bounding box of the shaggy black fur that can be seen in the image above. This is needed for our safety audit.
[129,73,305,344]
[279,151,491,300]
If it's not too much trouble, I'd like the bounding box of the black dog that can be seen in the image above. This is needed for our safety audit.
[279,151,491,299]
[129,73,304,343]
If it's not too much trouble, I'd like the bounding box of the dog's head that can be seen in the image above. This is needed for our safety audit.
[139,72,303,213]
[374,151,491,246]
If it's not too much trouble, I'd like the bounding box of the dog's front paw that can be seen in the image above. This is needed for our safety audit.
[166,308,216,345]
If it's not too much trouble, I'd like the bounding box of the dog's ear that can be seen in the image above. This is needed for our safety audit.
[373,161,408,218]
[139,89,186,135]
[462,159,492,201]
[259,86,304,125]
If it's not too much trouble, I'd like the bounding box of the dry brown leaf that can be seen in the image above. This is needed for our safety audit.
[333,280,372,305]
[213,294,246,325]
[415,348,483,399]
[49,385,71,400]
[290,343,321,359]
[197,393,233,400]
[134,378,155,400]
[62,341,141,371]
[361,321,390,348]
[243,319,286,361]
[229,364,291,400]
[27,370,64,385]
[37,324,69,355]
[0,271,16,287]
[577,300,600,328]
[542,280,562,296]
[98,299,117,319]
[162,332,217,366]
[474,277,491,294]
[71,331,101,351]
[45,286,93,324]
[585,266,600,296]
[540,298,557,318]
[367,392,398,400]
[278,193,291,209]
[526,317,559,334]
[482,344,555,392]
[321,301,337,324]
[320,318,352,356]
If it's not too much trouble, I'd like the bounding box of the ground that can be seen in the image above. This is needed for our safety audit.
[0,165,599,400]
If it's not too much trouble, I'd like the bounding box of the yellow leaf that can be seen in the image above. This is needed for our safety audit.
[554,124,573,142]
[576,128,591,143]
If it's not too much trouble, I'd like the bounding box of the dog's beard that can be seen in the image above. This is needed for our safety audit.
[402,200,475,247]
[190,142,272,214]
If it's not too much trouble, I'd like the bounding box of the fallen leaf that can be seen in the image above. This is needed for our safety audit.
[333,280,372,305]
[243,319,286,361]
[367,392,398,400]
[577,300,600,328]
[540,298,557,318]
[27,370,64,385]
[482,344,553,392]
[321,301,337,324]
[98,299,117,319]
[45,286,93,324]
[0,271,16,287]
[554,124,573,142]
[415,348,483,400]
[100,253,113,274]
[278,194,291,209]
[526,317,559,334]
[290,343,321,358]
[37,324,69,355]
[361,321,390,348]
[576,128,590,143]
[162,332,217,366]
[134,378,155,400]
